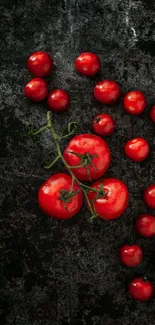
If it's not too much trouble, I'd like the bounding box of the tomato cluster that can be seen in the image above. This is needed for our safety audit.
[25,51,155,302]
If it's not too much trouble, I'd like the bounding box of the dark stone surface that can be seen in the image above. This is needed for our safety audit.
[1,0,155,324]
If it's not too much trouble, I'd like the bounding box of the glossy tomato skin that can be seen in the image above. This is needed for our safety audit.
[119,245,143,267]
[24,78,48,101]
[150,106,155,123]
[92,114,115,136]
[63,134,111,181]
[47,89,70,112]
[144,184,155,209]
[87,178,129,220]
[124,90,146,115]
[135,214,155,237]
[38,173,83,220]
[75,52,101,76]
[129,278,154,301]
[27,51,53,77]
[94,80,120,104]
[124,138,150,162]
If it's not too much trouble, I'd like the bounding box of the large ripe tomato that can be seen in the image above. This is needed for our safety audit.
[87,178,129,220]
[124,137,150,162]
[38,173,83,220]
[27,51,53,77]
[63,134,111,181]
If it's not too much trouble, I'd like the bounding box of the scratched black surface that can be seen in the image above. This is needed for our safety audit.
[1,0,155,324]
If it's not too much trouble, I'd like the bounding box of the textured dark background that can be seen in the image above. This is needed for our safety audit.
[1,0,155,324]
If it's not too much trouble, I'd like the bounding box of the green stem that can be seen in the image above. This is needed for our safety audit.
[44,155,60,169]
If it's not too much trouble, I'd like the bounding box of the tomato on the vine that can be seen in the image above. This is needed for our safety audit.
[75,52,101,76]
[63,134,111,181]
[47,89,70,112]
[119,245,143,267]
[94,80,120,104]
[27,51,53,77]
[135,214,155,237]
[92,113,115,136]
[124,137,150,162]
[129,278,154,301]
[87,178,129,220]
[150,106,155,123]
[123,90,146,115]
[38,173,83,220]
[144,184,155,209]
[24,78,49,101]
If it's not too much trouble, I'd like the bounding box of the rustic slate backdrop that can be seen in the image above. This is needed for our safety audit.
[1,0,155,324]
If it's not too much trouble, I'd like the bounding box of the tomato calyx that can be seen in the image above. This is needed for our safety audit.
[94,116,101,123]
[59,188,81,211]
[69,151,98,181]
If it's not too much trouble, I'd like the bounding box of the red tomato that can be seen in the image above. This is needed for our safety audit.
[144,184,155,209]
[63,134,111,181]
[47,89,70,112]
[24,78,48,101]
[135,214,155,237]
[150,106,155,123]
[75,52,101,76]
[124,138,150,162]
[87,178,129,220]
[94,80,120,104]
[123,90,146,115]
[38,173,83,220]
[92,113,115,136]
[129,278,154,301]
[27,51,53,77]
[119,245,143,267]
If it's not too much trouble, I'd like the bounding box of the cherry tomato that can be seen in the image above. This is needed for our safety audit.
[38,173,83,220]
[47,89,70,112]
[123,90,146,115]
[150,106,155,123]
[87,178,129,220]
[129,278,154,301]
[92,113,115,136]
[94,80,120,105]
[24,78,48,101]
[75,52,101,76]
[144,184,155,209]
[135,214,155,237]
[63,134,111,182]
[124,138,150,162]
[119,245,143,267]
[27,51,53,77]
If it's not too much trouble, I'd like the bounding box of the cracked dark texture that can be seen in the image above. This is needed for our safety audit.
[0,0,155,324]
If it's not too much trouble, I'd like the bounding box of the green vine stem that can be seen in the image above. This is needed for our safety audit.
[30,111,105,221]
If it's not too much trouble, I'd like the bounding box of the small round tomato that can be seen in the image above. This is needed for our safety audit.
[47,89,70,112]
[124,138,150,162]
[135,214,155,237]
[24,78,48,101]
[27,51,53,77]
[63,134,111,182]
[92,113,115,136]
[119,245,143,267]
[75,52,101,76]
[144,184,155,209]
[38,173,83,220]
[94,80,120,105]
[150,106,155,123]
[123,90,146,115]
[87,178,129,220]
[129,278,154,301]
